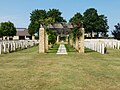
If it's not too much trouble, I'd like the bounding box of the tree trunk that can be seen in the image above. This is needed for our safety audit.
[91,31,92,38]
[97,31,99,38]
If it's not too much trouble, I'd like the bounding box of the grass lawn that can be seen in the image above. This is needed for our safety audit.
[0,44,120,90]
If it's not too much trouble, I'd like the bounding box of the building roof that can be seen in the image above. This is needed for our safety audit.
[16,28,31,36]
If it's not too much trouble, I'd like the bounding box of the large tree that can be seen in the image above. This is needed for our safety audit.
[69,12,83,41]
[69,12,83,25]
[95,15,109,37]
[28,9,47,35]
[47,9,66,22]
[83,8,98,37]
[112,23,120,40]
[83,8,109,38]
[0,21,16,37]
[28,9,66,35]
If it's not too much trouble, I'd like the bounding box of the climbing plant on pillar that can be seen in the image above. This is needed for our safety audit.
[46,28,57,44]
[72,26,83,42]
[44,17,57,44]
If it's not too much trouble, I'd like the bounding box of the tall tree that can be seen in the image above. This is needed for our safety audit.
[28,9,47,35]
[0,21,16,37]
[95,15,109,37]
[30,9,47,23]
[47,9,66,22]
[69,12,83,41]
[83,8,98,37]
[69,12,83,25]
[112,23,120,40]
[28,9,66,35]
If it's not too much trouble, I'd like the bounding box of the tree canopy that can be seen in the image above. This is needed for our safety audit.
[28,9,47,35]
[69,12,83,26]
[95,15,109,37]
[47,9,66,23]
[112,23,120,40]
[69,12,83,40]
[28,9,66,35]
[69,8,109,38]
[83,8,109,37]
[83,8,99,37]
[0,21,16,37]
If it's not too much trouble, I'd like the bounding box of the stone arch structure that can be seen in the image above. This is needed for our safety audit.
[39,22,85,53]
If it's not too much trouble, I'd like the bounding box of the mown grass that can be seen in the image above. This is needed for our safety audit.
[0,45,120,90]
[47,44,59,53]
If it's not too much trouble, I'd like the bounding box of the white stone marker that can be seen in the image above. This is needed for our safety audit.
[101,43,105,54]
[57,44,67,54]
[117,41,120,49]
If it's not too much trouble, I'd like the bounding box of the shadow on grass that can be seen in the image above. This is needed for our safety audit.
[85,48,95,53]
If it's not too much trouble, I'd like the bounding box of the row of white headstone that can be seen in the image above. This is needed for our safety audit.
[0,40,39,55]
[84,39,120,54]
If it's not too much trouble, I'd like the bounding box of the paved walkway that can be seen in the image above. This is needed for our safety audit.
[56,44,68,54]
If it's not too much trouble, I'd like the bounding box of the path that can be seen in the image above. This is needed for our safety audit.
[56,44,68,54]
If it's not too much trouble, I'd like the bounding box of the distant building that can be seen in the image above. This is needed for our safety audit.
[13,28,32,40]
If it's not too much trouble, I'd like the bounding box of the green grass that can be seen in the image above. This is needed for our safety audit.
[0,45,120,90]
[47,44,59,53]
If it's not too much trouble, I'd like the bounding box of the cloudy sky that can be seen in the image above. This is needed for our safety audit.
[0,0,120,35]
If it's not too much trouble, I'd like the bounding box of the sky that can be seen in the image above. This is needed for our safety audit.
[0,0,120,35]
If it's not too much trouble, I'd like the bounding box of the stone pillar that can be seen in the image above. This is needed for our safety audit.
[45,33,48,52]
[39,27,46,53]
[75,35,79,50]
[78,28,84,53]
[57,35,59,43]
[69,33,73,46]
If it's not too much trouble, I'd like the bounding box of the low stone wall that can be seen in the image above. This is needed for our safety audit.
[0,40,39,55]
[84,39,120,54]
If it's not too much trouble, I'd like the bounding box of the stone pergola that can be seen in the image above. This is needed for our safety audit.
[39,22,85,53]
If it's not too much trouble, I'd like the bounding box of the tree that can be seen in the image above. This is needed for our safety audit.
[47,9,66,22]
[47,29,57,44]
[112,23,120,40]
[95,15,109,37]
[83,8,99,37]
[69,12,83,41]
[28,9,47,35]
[28,9,66,44]
[28,9,66,35]
[69,12,83,25]
[28,22,39,35]
[83,8,109,38]
[0,21,16,37]
[0,23,2,37]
